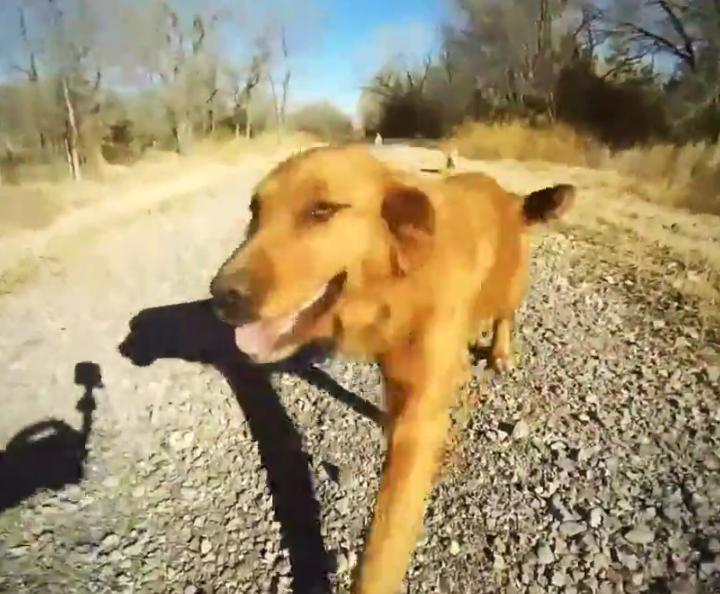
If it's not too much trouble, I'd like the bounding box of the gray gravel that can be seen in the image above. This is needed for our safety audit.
[1,147,719,594]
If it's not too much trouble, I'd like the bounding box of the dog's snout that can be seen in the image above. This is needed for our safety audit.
[214,286,245,308]
[210,272,255,324]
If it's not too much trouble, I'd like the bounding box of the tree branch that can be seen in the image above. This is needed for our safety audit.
[653,0,696,69]
[617,20,694,68]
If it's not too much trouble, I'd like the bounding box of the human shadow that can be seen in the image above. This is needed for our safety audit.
[117,299,383,594]
[0,361,101,513]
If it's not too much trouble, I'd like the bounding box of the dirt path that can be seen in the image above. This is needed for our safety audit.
[0,146,718,594]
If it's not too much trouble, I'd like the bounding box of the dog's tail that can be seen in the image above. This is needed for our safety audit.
[522,184,575,225]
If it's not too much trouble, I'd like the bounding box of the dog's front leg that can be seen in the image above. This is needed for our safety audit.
[352,323,464,594]
[490,315,514,373]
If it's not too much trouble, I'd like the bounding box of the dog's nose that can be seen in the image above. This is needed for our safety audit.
[210,274,255,323]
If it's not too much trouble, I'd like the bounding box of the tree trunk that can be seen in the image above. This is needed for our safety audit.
[269,75,282,141]
[62,78,81,181]
[245,112,252,139]
[172,126,183,154]
[279,70,291,139]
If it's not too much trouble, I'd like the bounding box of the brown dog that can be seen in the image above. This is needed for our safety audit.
[210,145,574,594]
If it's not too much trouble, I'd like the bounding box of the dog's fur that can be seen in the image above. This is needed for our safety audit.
[210,145,574,594]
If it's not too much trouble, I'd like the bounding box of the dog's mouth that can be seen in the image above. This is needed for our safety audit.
[233,271,347,362]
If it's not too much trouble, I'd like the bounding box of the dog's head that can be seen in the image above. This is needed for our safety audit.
[210,146,435,363]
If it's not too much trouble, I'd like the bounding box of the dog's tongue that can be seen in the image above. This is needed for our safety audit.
[234,322,279,360]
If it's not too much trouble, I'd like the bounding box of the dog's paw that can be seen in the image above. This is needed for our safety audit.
[491,354,513,374]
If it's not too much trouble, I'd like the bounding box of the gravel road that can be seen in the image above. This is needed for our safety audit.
[1,145,719,594]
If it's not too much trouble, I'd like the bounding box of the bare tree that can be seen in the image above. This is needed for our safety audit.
[228,45,270,138]
[267,25,293,137]
[7,7,49,151]
[12,8,40,84]
[45,0,102,180]
[443,0,590,113]
[596,0,720,138]
[598,1,698,71]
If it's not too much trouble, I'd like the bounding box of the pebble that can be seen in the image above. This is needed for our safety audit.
[706,365,720,383]
[663,505,683,522]
[703,452,720,470]
[589,508,603,528]
[512,419,530,439]
[551,571,567,587]
[101,534,120,550]
[537,544,555,565]
[624,525,655,545]
[559,522,586,537]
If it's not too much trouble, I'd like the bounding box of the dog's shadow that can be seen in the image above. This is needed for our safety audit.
[118,299,383,594]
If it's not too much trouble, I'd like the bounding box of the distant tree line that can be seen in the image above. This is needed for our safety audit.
[361,0,720,148]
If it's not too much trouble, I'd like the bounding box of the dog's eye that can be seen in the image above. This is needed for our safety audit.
[306,201,347,223]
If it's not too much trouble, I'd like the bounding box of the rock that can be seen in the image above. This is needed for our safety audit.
[706,365,720,383]
[663,505,683,522]
[668,577,694,594]
[551,571,567,587]
[449,540,461,556]
[169,430,195,451]
[124,541,143,556]
[559,521,586,537]
[101,534,120,550]
[699,556,720,577]
[589,508,603,528]
[102,476,119,489]
[437,575,453,594]
[703,452,720,470]
[624,525,654,545]
[109,550,123,563]
[277,576,293,593]
[347,550,358,570]
[512,419,530,440]
[200,539,212,555]
[335,552,349,574]
[592,553,610,574]
[335,496,350,515]
[7,545,28,557]
[537,544,555,565]
[617,550,638,571]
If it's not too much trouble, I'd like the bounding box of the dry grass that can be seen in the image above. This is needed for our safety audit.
[445,120,605,167]
[0,132,318,235]
[446,121,720,216]
[603,141,720,215]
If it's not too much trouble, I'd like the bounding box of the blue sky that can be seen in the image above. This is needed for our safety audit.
[0,0,450,120]
[288,0,449,120]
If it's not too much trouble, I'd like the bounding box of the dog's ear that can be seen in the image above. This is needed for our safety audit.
[381,184,435,276]
[522,184,575,224]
